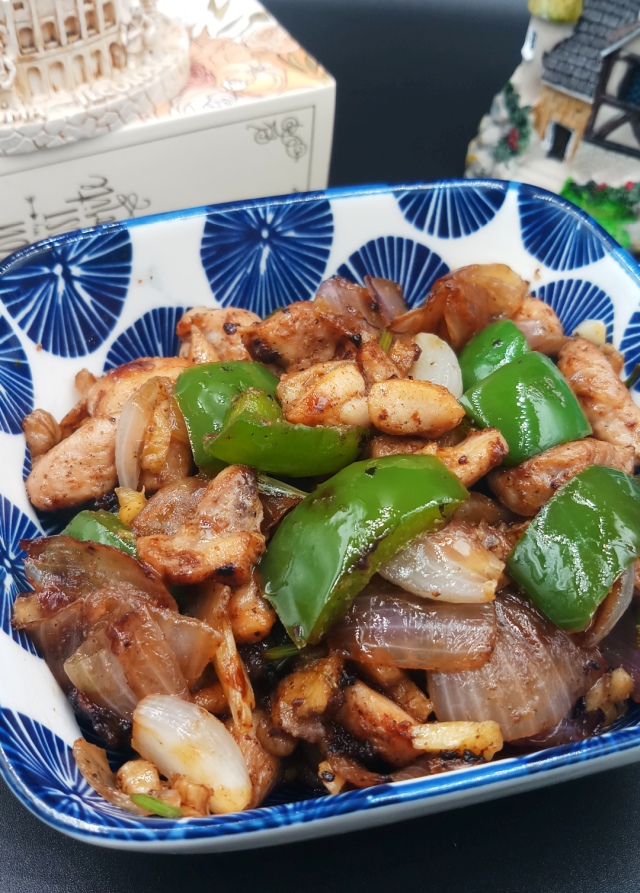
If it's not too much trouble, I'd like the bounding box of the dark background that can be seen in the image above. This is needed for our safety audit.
[5,2,640,891]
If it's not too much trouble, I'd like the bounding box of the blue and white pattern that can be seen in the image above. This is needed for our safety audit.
[336,237,448,308]
[1,180,640,852]
[0,315,33,434]
[104,306,186,370]
[518,189,607,271]
[395,181,507,238]
[533,279,615,343]
[200,196,333,316]
[620,310,640,391]
[0,494,40,655]
[0,228,132,357]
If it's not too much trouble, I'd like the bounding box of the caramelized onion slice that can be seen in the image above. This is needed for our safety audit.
[330,586,496,671]
[73,738,151,816]
[601,608,640,702]
[380,521,504,603]
[428,591,604,741]
[115,378,159,490]
[20,535,176,613]
[582,567,634,648]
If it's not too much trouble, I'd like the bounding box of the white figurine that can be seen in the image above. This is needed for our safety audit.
[0,0,189,154]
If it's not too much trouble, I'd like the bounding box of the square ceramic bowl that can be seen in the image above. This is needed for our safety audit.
[1,180,640,853]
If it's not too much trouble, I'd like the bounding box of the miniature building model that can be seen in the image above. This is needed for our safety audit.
[535,0,640,161]
[0,0,189,154]
[466,0,640,253]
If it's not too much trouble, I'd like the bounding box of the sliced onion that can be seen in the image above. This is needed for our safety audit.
[21,534,176,612]
[428,591,604,741]
[132,694,252,814]
[329,587,496,671]
[364,275,408,323]
[601,608,640,701]
[510,710,602,750]
[115,378,159,490]
[73,738,150,816]
[582,567,635,647]
[409,333,463,397]
[315,276,381,331]
[380,521,504,603]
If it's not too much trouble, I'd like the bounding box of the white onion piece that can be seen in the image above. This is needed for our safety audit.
[582,567,634,648]
[330,589,496,671]
[573,318,607,347]
[115,379,157,490]
[428,591,603,741]
[132,694,252,814]
[380,522,504,603]
[409,333,463,398]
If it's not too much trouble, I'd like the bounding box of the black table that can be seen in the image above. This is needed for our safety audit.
[5,2,640,891]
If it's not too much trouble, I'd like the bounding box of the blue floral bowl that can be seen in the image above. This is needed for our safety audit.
[1,180,640,853]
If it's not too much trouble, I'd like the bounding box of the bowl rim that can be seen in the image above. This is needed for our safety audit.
[2,177,640,851]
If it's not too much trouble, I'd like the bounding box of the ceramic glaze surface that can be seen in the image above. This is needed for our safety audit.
[1,180,640,852]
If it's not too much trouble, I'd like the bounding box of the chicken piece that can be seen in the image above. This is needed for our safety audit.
[335,679,417,766]
[390,264,528,349]
[357,340,402,387]
[176,307,260,362]
[272,653,345,743]
[388,335,422,376]
[227,574,276,644]
[489,438,635,516]
[255,709,297,757]
[116,759,161,795]
[368,378,465,438]
[510,296,566,355]
[193,682,228,715]
[22,409,62,458]
[86,357,191,417]
[585,668,634,726]
[241,301,366,372]
[410,720,503,760]
[358,663,433,722]
[418,428,509,488]
[25,415,118,511]
[168,773,213,815]
[137,465,265,586]
[277,360,369,428]
[558,336,640,460]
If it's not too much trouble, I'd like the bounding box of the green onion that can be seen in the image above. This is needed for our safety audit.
[378,329,393,353]
[625,363,640,390]
[130,793,183,818]
[265,643,301,660]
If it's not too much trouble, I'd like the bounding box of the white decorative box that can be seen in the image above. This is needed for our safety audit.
[0,0,335,261]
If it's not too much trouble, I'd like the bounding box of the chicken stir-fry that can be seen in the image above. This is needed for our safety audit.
[14,262,640,820]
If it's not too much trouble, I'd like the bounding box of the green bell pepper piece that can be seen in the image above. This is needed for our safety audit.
[174,361,279,472]
[259,454,468,646]
[507,466,640,631]
[459,352,591,466]
[458,319,530,391]
[205,388,368,478]
[63,510,138,557]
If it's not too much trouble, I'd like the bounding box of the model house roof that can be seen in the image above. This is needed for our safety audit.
[542,0,640,99]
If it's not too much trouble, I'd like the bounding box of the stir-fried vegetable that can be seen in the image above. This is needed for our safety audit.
[204,387,367,477]
[460,352,591,465]
[14,259,640,818]
[507,466,640,630]
[174,361,279,472]
[260,455,468,646]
